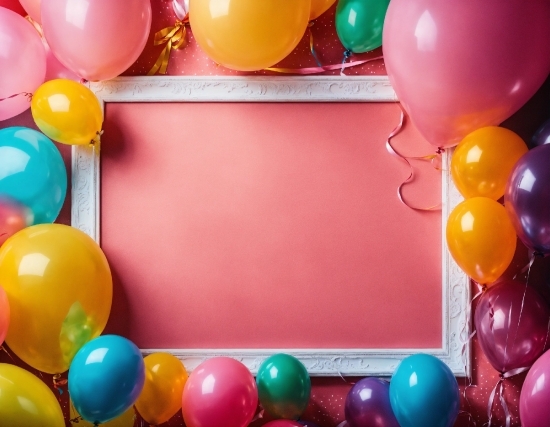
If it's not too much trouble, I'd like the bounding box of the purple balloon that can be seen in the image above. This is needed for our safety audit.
[505,144,550,254]
[520,349,550,427]
[475,279,550,373]
[531,118,550,148]
[345,378,400,427]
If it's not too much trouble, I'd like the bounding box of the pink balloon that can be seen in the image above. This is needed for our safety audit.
[383,0,550,148]
[0,7,46,121]
[520,349,550,427]
[41,0,152,82]
[19,0,40,23]
[264,422,303,427]
[474,279,550,373]
[182,357,258,427]
[44,40,79,82]
[0,286,9,344]
[0,198,31,246]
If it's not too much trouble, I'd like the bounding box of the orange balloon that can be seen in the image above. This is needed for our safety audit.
[310,0,336,19]
[446,197,516,285]
[451,127,527,200]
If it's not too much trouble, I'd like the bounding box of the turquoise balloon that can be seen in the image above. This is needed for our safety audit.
[0,127,66,224]
[335,0,390,53]
[389,354,460,427]
[68,335,145,425]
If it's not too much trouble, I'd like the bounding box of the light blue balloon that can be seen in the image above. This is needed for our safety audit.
[389,353,460,427]
[0,127,67,224]
[68,335,145,425]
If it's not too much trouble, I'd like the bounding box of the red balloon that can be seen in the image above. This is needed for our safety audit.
[520,349,550,427]
[0,0,26,16]
[0,198,31,246]
[264,422,303,427]
[182,357,258,427]
[475,279,550,373]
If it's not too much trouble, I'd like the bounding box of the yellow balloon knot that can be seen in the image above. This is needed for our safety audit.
[90,130,104,147]
[147,17,189,76]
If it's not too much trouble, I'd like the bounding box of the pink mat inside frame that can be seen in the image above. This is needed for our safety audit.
[101,101,443,350]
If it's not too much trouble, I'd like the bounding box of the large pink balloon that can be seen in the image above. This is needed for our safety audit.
[41,0,152,82]
[0,286,9,344]
[19,0,40,23]
[383,0,550,148]
[0,7,46,121]
[520,350,550,427]
[182,357,258,427]
[474,279,550,373]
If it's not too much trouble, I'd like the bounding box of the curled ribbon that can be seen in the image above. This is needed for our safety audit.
[148,16,189,76]
[266,55,383,75]
[0,92,32,103]
[308,22,323,67]
[487,367,529,427]
[385,105,443,211]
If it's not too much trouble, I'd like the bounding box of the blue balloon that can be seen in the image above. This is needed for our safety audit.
[389,354,459,427]
[68,335,145,424]
[0,127,66,224]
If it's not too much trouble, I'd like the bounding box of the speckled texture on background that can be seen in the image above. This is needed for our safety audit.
[2,1,550,426]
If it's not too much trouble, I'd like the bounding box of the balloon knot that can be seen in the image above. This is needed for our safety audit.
[344,49,352,59]
[436,147,445,155]
[308,20,315,27]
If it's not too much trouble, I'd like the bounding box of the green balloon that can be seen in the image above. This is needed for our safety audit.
[256,354,311,419]
[335,0,391,53]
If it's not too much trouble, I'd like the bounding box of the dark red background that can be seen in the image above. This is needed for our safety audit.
[2,0,550,425]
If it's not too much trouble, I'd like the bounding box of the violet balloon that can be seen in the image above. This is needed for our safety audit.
[0,7,46,121]
[41,0,152,82]
[505,144,550,254]
[181,357,258,427]
[520,349,550,427]
[383,0,550,148]
[475,279,550,373]
[345,378,399,427]
[531,118,550,148]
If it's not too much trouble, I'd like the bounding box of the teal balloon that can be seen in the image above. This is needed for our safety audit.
[0,127,66,224]
[335,0,390,53]
[68,335,145,425]
[389,354,460,427]
[256,353,311,419]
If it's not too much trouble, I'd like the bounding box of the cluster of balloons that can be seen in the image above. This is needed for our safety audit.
[344,354,459,427]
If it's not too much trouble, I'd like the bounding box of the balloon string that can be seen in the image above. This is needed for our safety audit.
[147,15,189,76]
[385,105,443,211]
[25,15,43,37]
[308,22,323,67]
[53,373,67,396]
[331,356,356,385]
[0,92,32,103]
[0,345,15,362]
[487,367,529,427]
[265,55,383,75]
[340,50,352,76]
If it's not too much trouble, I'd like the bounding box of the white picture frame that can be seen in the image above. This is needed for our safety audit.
[72,75,469,376]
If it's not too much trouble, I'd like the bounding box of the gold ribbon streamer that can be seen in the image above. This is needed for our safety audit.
[148,17,189,76]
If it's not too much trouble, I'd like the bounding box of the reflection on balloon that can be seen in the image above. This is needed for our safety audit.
[345,378,399,427]
[383,0,550,148]
[531,119,550,148]
[0,224,112,374]
[257,353,311,420]
[69,335,145,425]
[0,363,65,427]
[475,279,550,373]
[190,0,310,71]
[31,79,103,146]
[446,197,516,284]
[0,7,46,121]
[0,127,67,224]
[505,144,550,254]
[451,126,527,200]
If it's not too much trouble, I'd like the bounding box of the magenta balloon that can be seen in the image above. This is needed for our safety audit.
[520,349,550,427]
[474,279,550,373]
[505,145,550,254]
[383,0,550,148]
[345,378,399,427]
[0,7,46,121]
[41,0,151,82]
[182,357,258,427]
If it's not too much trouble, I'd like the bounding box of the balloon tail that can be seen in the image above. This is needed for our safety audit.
[0,92,32,103]
[148,16,189,76]
[340,50,352,76]
[307,22,323,67]
[385,105,443,211]
[487,368,529,427]
[266,54,382,75]
[90,130,104,147]
[250,407,264,424]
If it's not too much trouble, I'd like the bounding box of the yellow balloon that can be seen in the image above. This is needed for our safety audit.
[446,197,516,285]
[310,0,336,19]
[0,224,112,374]
[135,353,188,425]
[190,0,311,71]
[451,126,527,200]
[0,363,65,427]
[71,403,136,427]
[31,78,103,146]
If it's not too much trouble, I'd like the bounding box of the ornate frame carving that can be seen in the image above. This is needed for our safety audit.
[72,76,469,376]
